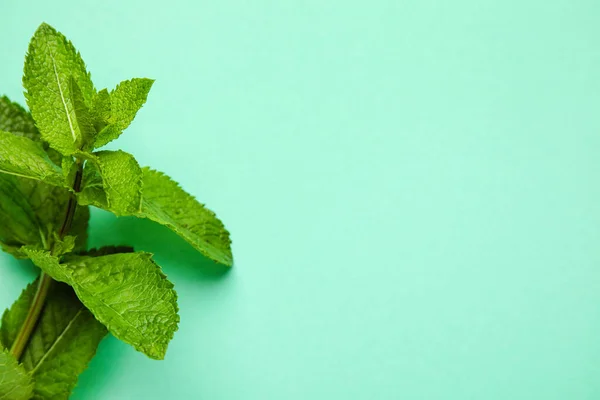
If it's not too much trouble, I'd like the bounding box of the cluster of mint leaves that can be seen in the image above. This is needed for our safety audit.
[0,23,232,400]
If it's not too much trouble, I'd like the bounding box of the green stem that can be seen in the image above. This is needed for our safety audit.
[9,273,53,359]
[9,161,83,360]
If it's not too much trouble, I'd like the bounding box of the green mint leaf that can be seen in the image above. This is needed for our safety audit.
[23,249,70,283]
[0,281,35,349]
[69,204,90,253]
[77,166,233,266]
[1,280,107,399]
[51,234,76,256]
[0,243,26,259]
[141,168,233,265]
[76,160,106,210]
[23,23,95,155]
[0,174,43,248]
[90,89,110,133]
[60,156,79,187]
[68,77,96,150]
[0,96,37,140]
[93,78,153,149]
[78,150,142,215]
[0,97,90,256]
[0,173,89,258]
[0,130,65,187]
[0,95,62,166]
[0,347,33,400]
[22,249,179,359]
[61,156,74,178]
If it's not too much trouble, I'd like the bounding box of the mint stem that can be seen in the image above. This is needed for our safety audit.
[9,273,52,359]
[9,160,84,360]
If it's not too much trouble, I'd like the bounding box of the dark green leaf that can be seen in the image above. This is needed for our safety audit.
[1,279,107,400]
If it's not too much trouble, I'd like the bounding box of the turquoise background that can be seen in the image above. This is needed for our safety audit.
[1,0,600,398]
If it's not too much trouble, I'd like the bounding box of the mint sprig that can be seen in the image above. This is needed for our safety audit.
[0,22,233,399]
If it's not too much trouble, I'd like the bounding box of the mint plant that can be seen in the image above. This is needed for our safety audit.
[0,23,233,399]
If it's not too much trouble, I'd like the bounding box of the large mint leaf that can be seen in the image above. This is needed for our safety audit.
[78,150,142,215]
[93,78,153,149]
[0,130,65,186]
[23,249,179,360]
[23,23,95,155]
[141,169,233,265]
[0,348,33,400]
[1,279,107,400]
[77,167,233,266]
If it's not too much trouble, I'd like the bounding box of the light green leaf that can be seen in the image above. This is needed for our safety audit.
[51,234,76,256]
[0,348,33,400]
[61,156,74,178]
[141,169,233,265]
[23,250,70,283]
[0,130,65,186]
[22,249,179,360]
[1,279,107,400]
[90,89,110,133]
[77,167,233,266]
[23,23,95,155]
[93,78,153,149]
[78,150,142,215]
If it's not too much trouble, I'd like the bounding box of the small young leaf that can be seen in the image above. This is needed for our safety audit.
[76,160,106,209]
[22,249,179,360]
[1,280,107,400]
[0,130,65,186]
[78,150,142,215]
[94,78,154,149]
[0,347,34,400]
[52,234,76,256]
[90,89,110,133]
[68,76,96,150]
[23,23,95,155]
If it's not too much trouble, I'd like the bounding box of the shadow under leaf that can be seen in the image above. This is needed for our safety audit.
[88,209,232,283]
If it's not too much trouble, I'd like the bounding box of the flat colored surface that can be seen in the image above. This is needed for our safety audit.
[1,1,600,398]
